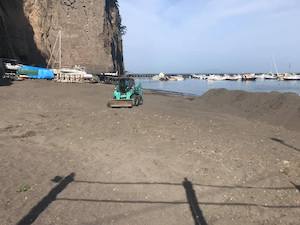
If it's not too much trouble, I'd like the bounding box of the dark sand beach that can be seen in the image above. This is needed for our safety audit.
[1,80,299,225]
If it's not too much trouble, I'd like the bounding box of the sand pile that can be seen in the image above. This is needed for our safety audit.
[200,89,300,131]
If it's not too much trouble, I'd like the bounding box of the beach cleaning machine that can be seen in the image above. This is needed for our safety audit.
[108,77,143,108]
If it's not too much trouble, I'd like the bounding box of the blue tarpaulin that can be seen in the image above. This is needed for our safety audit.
[17,65,54,80]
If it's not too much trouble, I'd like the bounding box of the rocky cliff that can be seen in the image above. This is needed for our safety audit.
[0,0,124,74]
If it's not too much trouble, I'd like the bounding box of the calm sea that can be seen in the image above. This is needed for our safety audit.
[137,79,300,96]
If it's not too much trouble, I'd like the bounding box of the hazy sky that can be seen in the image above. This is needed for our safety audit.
[119,0,300,73]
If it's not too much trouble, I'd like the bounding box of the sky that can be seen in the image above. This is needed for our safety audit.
[119,0,300,73]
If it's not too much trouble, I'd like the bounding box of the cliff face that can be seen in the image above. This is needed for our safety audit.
[0,0,124,74]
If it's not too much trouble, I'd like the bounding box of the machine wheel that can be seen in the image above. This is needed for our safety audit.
[138,96,143,105]
[133,95,139,106]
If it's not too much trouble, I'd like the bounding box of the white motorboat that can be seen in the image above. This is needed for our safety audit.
[223,74,239,81]
[282,73,300,81]
[5,63,21,71]
[207,75,224,81]
[173,75,184,81]
[191,74,201,79]
[192,74,208,80]
[55,66,93,82]
[168,76,177,81]
[153,72,167,81]
[261,73,277,80]
[241,73,256,81]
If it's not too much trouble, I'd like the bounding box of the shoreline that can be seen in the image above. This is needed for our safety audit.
[145,88,198,97]
[145,87,300,98]
[138,78,300,96]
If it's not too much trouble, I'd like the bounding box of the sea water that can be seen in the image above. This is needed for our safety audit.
[137,79,300,96]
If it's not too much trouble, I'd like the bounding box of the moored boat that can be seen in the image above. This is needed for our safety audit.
[172,75,184,81]
[241,73,256,81]
[223,74,239,81]
[282,73,300,81]
[153,72,167,81]
[207,74,224,81]
[192,74,208,80]
[262,73,277,80]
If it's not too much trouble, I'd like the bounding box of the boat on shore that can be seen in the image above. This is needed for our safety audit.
[55,66,93,83]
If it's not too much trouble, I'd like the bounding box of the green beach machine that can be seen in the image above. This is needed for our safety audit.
[108,77,143,108]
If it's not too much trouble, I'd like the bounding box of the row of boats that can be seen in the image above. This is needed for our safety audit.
[151,72,300,81]
[192,73,300,81]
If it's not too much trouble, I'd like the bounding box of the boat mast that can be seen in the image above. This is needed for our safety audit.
[47,29,62,69]
[272,56,279,77]
[269,61,274,76]
[58,30,62,70]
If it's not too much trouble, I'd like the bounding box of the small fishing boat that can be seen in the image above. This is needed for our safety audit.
[153,72,167,81]
[192,74,208,80]
[262,73,277,80]
[168,76,177,81]
[241,73,256,81]
[5,62,21,71]
[173,75,184,81]
[191,74,201,79]
[207,74,224,81]
[223,74,239,81]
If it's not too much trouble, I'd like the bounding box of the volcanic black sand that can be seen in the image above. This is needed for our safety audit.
[0,80,299,225]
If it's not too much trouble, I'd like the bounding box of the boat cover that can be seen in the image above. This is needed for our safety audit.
[17,65,54,80]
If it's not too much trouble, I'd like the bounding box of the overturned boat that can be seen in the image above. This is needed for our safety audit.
[17,65,54,80]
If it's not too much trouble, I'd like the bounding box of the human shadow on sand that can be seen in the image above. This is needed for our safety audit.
[183,178,208,225]
[16,174,300,225]
[73,180,295,190]
[270,137,300,153]
[16,173,75,225]
[290,182,300,192]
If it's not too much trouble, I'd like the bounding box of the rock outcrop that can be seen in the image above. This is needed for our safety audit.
[0,0,124,74]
